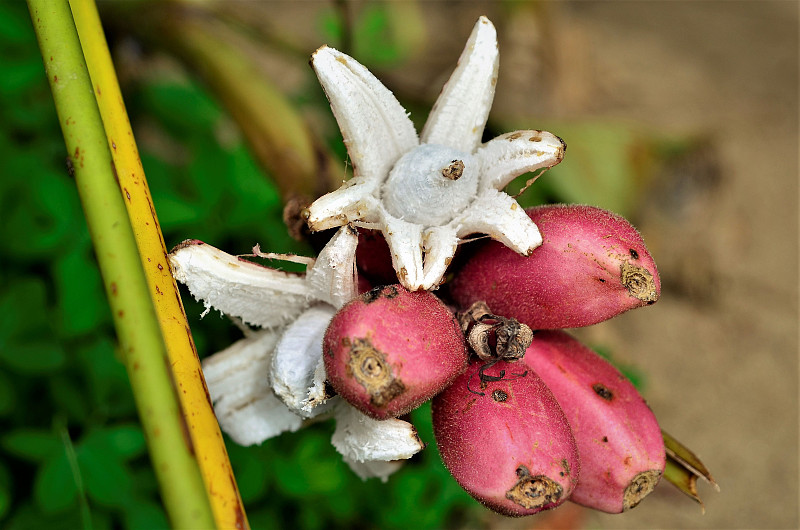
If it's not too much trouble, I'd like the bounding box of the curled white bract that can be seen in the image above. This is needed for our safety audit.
[170,227,424,480]
[306,16,565,290]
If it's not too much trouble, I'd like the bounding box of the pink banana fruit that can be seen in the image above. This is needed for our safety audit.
[449,204,660,329]
[522,330,665,512]
[432,359,580,516]
[323,284,468,419]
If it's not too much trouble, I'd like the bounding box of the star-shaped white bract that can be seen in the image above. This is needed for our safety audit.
[305,16,565,290]
[170,227,424,481]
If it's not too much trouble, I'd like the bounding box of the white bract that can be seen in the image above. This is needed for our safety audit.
[170,227,424,481]
[306,16,565,290]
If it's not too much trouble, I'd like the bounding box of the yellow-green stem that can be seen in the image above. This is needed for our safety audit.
[27,1,215,527]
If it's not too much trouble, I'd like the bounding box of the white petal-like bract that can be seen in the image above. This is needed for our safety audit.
[477,130,566,190]
[170,240,312,328]
[270,304,336,418]
[331,403,424,463]
[202,330,303,446]
[311,46,418,181]
[420,16,498,152]
[304,226,359,307]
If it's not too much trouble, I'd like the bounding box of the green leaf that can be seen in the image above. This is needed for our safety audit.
[227,443,268,503]
[5,502,88,530]
[139,80,221,135]
[0,276,49,346]
[77,442,133,508]
[1,428,61,462]
[49,376,90,423]
[77,338,136,417]
[1,170,83,259]
[52,244,109,337]
[0,3,35,45]
[0,463,11,521]
[122,500,169,530]
[82,425,146,462]
[1,340,66,374]
[34,451,78,513]
[0,59,45,97]
[0,370,17,417]
[272,428,346,498]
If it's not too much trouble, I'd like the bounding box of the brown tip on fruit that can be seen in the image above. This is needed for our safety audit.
[620,261,658,303]
[347,338,405,407]
[505,465,563,510]
[622,469,661,511]
[362,285,399,304]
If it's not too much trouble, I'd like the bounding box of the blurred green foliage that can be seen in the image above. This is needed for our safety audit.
[0,2,659,528]
[0,2,482,528]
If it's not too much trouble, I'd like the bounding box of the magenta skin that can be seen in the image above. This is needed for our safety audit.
[449,204,660,329]
[432,359,580,516]
[323,284,468,419]
[522,330,665,513]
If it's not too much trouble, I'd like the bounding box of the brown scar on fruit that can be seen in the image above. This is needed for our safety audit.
[620,261,658,303]
[623,469,661,511]
[347,338,405,407]
[506,465,563,510]
[593,383,614,401]
[363,285,399,304]
[491,389,508,402]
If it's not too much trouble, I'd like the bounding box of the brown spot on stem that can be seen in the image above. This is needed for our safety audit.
[110,282,117,296]
[508,132,523,141]
[506,465,563,510]
[347,338,405,408]
[199,367,213,408]
[623,470,661,510]
[620,261,658,303]
[229,472,247,529]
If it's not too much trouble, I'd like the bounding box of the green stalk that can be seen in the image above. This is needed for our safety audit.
[27,1,215,527]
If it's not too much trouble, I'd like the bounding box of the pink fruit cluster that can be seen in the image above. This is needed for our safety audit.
[322,204,665,516]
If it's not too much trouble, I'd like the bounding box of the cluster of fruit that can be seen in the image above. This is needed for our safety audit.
[324,204,664,515]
